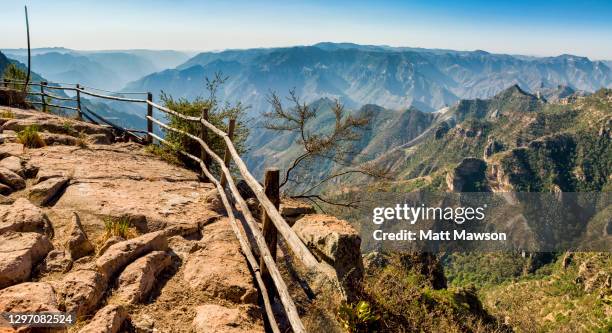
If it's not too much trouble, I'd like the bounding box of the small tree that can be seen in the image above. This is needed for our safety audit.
[2,64,28,90]
[159,72,249,178]
[264,89,387,209]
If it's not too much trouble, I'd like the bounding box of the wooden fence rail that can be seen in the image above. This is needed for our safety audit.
[3,79,335,333]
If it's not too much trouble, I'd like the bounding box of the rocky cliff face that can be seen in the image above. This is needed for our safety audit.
[0,105,366,332]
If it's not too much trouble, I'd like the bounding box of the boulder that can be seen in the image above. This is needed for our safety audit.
[27,176,69,206]
[98,236,125,256]
[0,198,53,236]
[35,169,68,184]
[0,282,60,313]
[65,212,95,260]
[40,249,73,274]
[0,232,53,289]
[184,221,257,304]
[95,231,168,278]
[280,197,316,225]
[202,188,224,213]
[0,156,24,177]
[88,133,111,145]
[0,182,12,195]
[168,235,202,256]
[41,132,79,146]
[192,304,264,333]
[78,305,128,333]
[23,162,39,179]
[0,166,25,190]
[116,251,172,304]
[293,214,364,299]
[58,269,107,319]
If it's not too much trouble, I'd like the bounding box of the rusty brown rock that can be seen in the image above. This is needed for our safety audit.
[40,249,73,274]
[0,232,53,289]
[116,251,172,304]
[0,166,25,190]
[0,156,24,177]
[184,221,258,304]
[0,282,60,313]
[27,176,69,206]
[65,212,95,260]
[58,268,107,319]
[0,198,53,236]
[192,304,264,333]
[95,231,167,279]
[78,304,128,333]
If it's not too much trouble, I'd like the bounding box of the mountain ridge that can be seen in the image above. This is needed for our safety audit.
[125,43,612,116]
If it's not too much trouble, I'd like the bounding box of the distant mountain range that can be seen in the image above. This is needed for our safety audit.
[2,48,191,91]
[125,42,612,114]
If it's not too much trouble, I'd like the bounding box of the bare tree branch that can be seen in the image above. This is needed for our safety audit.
[263,90,388,209]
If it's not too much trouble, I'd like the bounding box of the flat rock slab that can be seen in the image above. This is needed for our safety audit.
[27,176,69,206]
[0,282,60,313]
[184,220,258,305]
[96,231,168,279]
[116,251,172,304]
[0,232,53,289]
[78,304,128,333]
[0,198,53,236]
[192,304,264,333]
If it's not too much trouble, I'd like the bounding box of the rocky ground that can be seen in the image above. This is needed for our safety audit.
[0,107,266,332]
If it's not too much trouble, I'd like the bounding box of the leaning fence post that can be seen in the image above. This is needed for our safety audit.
[219,119,236,188]
[75,84,82,120]
[200,108,211,180]
[40,82,47,112]
[146,93,153,144]
[260,168,280,291]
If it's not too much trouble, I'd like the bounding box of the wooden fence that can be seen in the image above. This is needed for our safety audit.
[2,79,335,333]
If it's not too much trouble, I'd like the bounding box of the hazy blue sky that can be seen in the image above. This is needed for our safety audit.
[1,0,611,59]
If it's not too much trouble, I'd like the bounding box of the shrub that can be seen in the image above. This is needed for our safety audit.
[0,109,15,118]
[103,216,137,241]
[159,72,249,178]
[2,64,28,90]
[338,301,380,333]
[17,125,45,148]
[144,143,182,166]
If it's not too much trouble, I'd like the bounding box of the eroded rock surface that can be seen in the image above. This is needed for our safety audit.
[0,108,266,331]
[116,251,172,304]
[0,232,53,288]
[0,282,60,313]
[0,198,53,235]
[27,176,69,206]
[58,268,108,319]
[184,220,258,304]
[65,212,95,260]
[0,166,25,190]
[96,231,168,278]
[79,304,128,333]
[192,304,264,333]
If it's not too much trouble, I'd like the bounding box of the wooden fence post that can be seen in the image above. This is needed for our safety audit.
[2,79,7,88]
[75,84,82,120]
[40,82,47,112]
[219,119,236,188]
[146,93,153,144]
[260,168,280,291]
[200,108,211,180]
